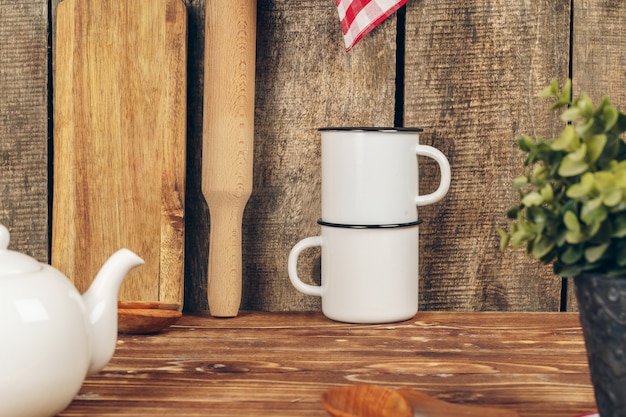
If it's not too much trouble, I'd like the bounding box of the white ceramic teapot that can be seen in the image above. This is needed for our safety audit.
[0,224,144,417]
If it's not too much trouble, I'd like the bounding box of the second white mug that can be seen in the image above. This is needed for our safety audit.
[288,221,420,324]
[320,127,451,225]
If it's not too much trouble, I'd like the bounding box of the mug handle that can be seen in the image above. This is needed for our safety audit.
[415,144,451,206]
[288,236,323,297]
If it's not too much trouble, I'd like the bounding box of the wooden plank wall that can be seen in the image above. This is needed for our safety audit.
[2,0,625,312]
[404,1,570,311]
[0,1,49,262]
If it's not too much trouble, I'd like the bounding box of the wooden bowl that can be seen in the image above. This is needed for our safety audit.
[117,304,182,334]
[118,301,180,310]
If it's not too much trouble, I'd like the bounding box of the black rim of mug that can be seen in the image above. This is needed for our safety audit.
[317,219,423,229]
[318,127,424,133]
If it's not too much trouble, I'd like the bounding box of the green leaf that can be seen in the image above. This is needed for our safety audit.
[530,165,546,184]
[561,200,578,214]
[560,245,583,264]
[586,218,606,242]
[603,188,623,207]
[496,227,510,252]
[517,135,533,152]
[584,243,610,263]
[569,143,587,162]
[577,93,594,117]
[612,214,626,238]
[513,176,528,188]
[560,106,581,123]
[551,125,579,152]
[565,230,585,244]
[559,153,589,177]
[586,195,604,210]
[549,79,572,110]
[563,212,582,244]
[564,210,581,230]
[599,97,619,132]
[580,203,608,227]
[599,133,621,162]
[593,171,615,191]
[566,172,594,199]
[557,263,583,278]
[539,78,559,98]
[555,227,567,247]
[540,183,554,202]
[613,162,626,187]
[584,134,607,163]
[511,229,533,249]
[615,112,626,134]
[532,236,555,259]
[522,191,543,207]
[575,117,596,138]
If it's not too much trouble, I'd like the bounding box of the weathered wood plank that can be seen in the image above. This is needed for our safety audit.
[567,0,626,311]
[58,312,595,417]
[573,0,626,104]
[404,1,571,311]
[181,0,211,311]
[184,0,400,311]
[0,1,49,261]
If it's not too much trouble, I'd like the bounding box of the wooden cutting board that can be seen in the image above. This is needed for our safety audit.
[52,0,187,310]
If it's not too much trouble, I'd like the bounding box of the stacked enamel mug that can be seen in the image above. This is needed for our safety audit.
[288,128,451,323]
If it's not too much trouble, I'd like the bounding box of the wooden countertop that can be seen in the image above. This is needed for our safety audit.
[58,312,596,417]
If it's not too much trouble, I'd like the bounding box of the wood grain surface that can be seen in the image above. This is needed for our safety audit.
[0,1,49,262]
[52,0,187,308]
[404,0,571,311]
[58,312,596,417]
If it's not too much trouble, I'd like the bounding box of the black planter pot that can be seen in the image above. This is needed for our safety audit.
[574,274,626,417]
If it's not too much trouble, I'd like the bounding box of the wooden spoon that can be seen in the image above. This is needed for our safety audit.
[397,386,520,417]
[118,302,182,334]
[321,385,412,417]
[321,385,520,417]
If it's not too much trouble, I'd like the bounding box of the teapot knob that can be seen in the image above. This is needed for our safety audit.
[0,224,9,250]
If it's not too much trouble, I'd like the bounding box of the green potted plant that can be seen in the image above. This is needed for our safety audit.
[498,79,626,417]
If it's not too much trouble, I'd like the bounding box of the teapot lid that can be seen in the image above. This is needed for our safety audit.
[0,224,43,276]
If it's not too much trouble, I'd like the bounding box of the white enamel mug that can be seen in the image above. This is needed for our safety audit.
[288,221,420,324]
[320,127,451,225]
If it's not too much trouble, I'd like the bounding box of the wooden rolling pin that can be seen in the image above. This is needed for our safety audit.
[202,0,257,317]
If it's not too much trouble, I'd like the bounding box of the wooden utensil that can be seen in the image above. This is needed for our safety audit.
[322,385,412,417]
[52,0,187,310]
[118,307,182,334]
[321,385,520,417]
[117,301,182,334]
[202,0,256,317]
[397,386,520,417]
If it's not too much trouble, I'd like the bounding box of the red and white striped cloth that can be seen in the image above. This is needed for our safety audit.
[336,0,407,52]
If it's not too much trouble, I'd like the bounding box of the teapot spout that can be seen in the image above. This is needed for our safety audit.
[82,249,144,374]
